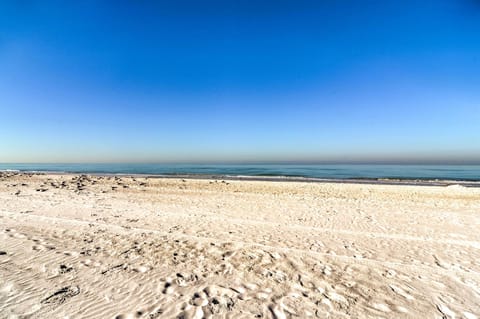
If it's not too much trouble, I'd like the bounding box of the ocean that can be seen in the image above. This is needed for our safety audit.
[0,163,479,182]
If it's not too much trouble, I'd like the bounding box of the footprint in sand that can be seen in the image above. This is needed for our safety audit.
[160,280,173,295]
[175,272,199,286]
[190,291,209,307]
[58,264,73,274]
[41,286,80,305]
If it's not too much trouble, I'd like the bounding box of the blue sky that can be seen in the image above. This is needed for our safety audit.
[0,0,479,163]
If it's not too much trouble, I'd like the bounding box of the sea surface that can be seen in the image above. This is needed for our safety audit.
[0,163,479,181]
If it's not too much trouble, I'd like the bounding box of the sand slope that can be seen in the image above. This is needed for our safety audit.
[0,173,479,318]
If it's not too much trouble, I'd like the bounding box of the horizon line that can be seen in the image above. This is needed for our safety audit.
[1,160,480,165]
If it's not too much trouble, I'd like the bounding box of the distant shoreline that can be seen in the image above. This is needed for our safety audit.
[2,170,480,187]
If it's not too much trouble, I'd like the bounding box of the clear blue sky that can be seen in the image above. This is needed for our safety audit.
[1,1,479,163]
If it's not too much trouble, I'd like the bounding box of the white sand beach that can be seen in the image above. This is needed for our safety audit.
[1,172,479,318]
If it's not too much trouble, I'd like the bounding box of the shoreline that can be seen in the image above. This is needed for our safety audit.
[2,170,480,187]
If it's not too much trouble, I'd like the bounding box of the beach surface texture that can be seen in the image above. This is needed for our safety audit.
[1,172,479,318]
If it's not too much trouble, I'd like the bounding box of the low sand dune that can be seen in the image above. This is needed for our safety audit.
[0,173,479,318]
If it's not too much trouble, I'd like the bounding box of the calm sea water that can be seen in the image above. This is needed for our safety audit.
[0,163,479,181]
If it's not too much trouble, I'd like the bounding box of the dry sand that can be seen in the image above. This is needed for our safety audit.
[0,172,479,318]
